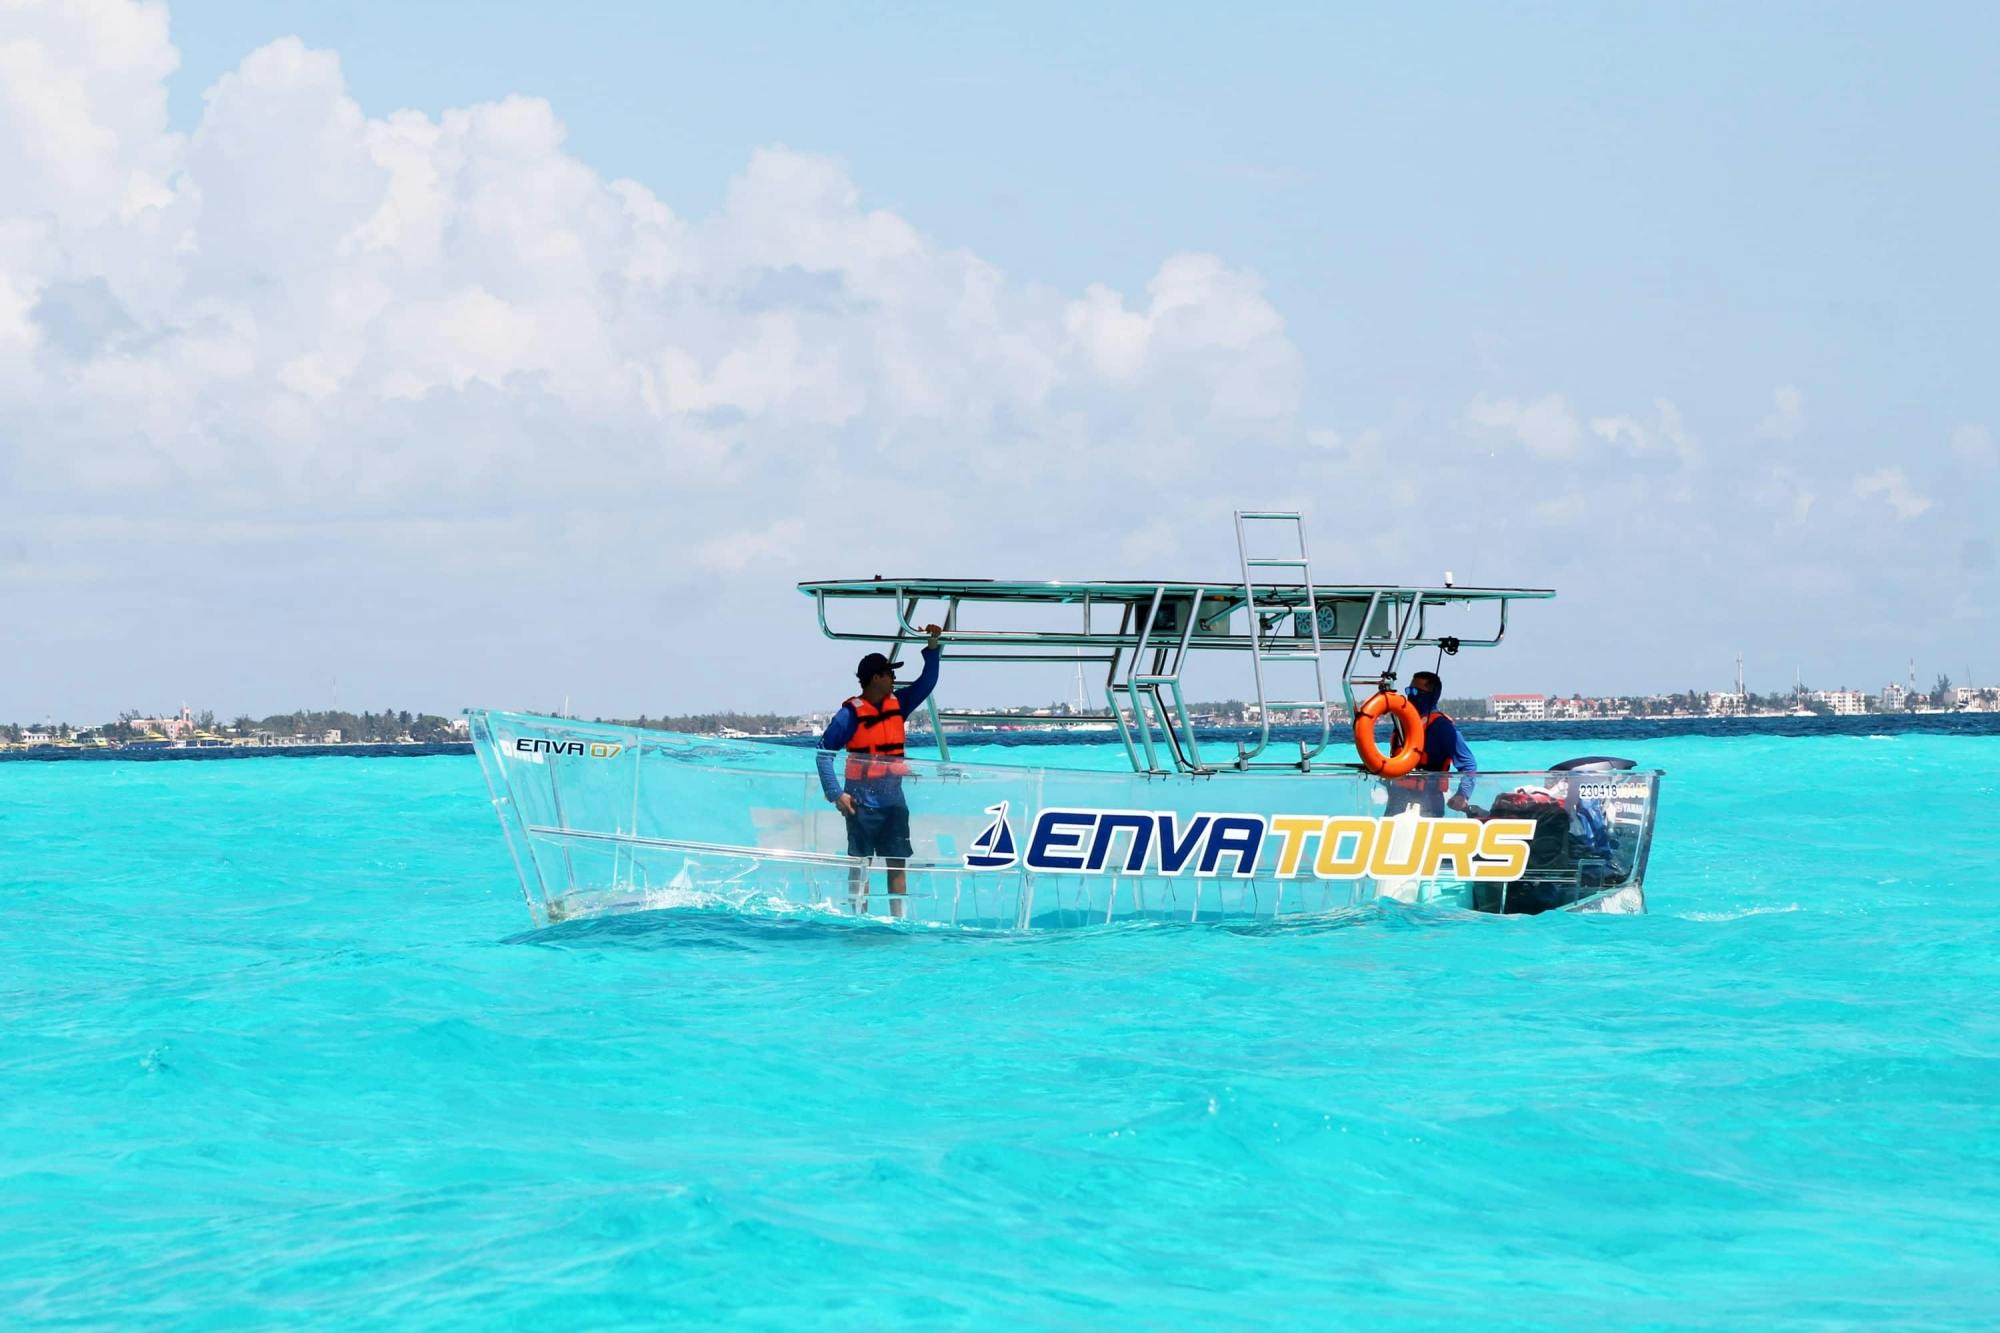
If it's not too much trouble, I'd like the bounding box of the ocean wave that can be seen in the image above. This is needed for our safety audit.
[1678,903,1803,922]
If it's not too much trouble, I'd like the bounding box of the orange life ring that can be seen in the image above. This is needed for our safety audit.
[1352,691,1426,777]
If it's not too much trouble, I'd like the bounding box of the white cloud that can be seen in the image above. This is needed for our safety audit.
[1064,283,1152,381]
[1588,398,1700,465]
[1060,253,1299,417]
[1464,392,1581,458]
[0,0,179,227]
[0,1,1301,526]
[1469,392,1701,467]
[1852,468,1933,521]
[1757,384,1806,440]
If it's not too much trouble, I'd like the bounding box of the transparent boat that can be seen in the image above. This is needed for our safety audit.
[470,512,1663,929]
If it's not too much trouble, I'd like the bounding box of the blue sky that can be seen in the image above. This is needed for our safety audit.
[4,2,1996,719]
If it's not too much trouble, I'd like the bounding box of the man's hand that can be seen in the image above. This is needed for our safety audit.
[1447,792,1471,814]
[923,622,943,649]
[836,792,859,817]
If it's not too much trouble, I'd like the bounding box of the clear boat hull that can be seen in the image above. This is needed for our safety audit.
[469,710,1660,930]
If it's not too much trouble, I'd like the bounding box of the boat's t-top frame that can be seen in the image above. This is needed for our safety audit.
[800,511,1553,777]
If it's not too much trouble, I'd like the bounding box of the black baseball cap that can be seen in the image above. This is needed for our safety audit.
[856,652,902,682]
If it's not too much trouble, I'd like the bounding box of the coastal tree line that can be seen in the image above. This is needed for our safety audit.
[3,674,1971,746]
[601,712,801,735]
[5,710,460,744]
[232,710,462,743]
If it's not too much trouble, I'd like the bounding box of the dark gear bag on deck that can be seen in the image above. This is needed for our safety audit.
[1477,788,1576,914]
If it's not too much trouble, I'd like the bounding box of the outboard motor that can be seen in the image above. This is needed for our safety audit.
[1476,756,1639,913]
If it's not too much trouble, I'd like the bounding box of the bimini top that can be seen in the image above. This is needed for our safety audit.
[795,512,1552,777]
[801,575,1551,604]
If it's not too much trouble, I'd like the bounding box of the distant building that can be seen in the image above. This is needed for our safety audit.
[1880,682,1908,711]
[131,705,196,739]
[1489,693,1546,722]
[323,729,343,743]
[1952,685,1999,712]
[1706,691,1746,716]
[1811,689,1868,716]
[1546,695,1607,720]
[448,717,470,737]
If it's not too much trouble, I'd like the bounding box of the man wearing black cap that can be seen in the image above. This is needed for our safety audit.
[816,623,944,916]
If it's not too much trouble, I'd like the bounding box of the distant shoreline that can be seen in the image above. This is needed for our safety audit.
[7,709,1998,764]
[0,741,475,764]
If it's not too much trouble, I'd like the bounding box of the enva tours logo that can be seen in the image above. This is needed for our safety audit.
[512,737,624,759]
[961,806,1537,883]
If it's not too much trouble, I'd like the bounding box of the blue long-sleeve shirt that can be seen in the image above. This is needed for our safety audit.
[1398,710,1478,807]
[1436,719,1478,800]
[816,646,940,806]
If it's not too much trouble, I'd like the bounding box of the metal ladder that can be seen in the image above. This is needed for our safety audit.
[1108,587,1212,774]
[1234,510,1335,769]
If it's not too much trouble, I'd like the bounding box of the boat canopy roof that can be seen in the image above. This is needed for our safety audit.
[800,576,1551,604]
[797,576,1552,656]
[793,512,1552,776]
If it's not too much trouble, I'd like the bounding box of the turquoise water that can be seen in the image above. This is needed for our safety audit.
[4,733,1998,1327]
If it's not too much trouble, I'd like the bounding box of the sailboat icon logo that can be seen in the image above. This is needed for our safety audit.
[965,801,1018,870]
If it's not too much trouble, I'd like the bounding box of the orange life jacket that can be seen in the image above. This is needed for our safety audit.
[844,694,908,781]
[1394,709,1456,776]
[1418,708,1456,773]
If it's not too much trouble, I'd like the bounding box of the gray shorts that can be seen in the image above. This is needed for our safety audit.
[844,803,913,859]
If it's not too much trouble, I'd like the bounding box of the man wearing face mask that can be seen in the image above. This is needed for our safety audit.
[1389,670,1479,817]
